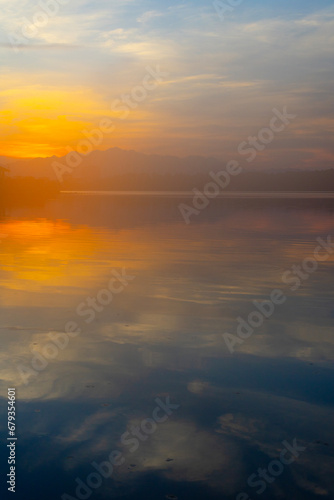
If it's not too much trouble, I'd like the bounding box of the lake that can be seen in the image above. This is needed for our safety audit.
[1,193,334,500]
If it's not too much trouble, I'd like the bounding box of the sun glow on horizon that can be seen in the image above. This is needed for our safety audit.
[0,86,119,158]
[0,83,162,158]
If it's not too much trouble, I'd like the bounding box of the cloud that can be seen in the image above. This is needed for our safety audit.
[137,10,164,24]
[117,418,242,492]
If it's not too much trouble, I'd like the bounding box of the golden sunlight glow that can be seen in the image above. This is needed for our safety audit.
[0,220,155,295]
[0,220,104,287]
[0,86,119,157]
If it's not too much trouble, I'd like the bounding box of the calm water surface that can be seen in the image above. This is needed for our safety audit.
[1,194,334,499]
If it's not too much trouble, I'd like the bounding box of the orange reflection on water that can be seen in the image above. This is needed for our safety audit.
[0,219,105,288]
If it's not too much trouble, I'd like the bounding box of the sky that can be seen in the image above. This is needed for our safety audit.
[0,0,333,169]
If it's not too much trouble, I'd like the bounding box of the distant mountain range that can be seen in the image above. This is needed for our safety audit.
[1,148,334,191]
[2,148,224,180]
